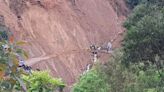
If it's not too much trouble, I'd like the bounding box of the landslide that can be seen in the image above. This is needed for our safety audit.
[0,0,128,89]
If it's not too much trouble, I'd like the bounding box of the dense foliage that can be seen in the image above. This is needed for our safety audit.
[124,7,164,64]
[15,71,65,92]
[73,49,164,92]
[123,1,164,91]
[0,24,28,91]
[123,0,164,73]
[73,66,109,92]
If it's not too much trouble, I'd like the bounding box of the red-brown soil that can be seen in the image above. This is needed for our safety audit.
[0,0,128,91]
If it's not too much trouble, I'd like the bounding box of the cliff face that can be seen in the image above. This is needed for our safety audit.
[0,0,128,87]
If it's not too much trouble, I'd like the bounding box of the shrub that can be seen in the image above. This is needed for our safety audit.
[0,33,28,91]
[15,71,65,92]
[73,67,109,92]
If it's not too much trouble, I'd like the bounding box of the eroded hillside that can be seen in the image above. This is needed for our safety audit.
[0,0,128,89]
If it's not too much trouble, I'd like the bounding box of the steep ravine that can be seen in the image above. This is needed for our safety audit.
[0,0,128,91]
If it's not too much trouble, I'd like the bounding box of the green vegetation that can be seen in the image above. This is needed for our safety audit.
[73,0,164,92]
[15,71,65,92]
[1,0,164,92]
[0,24,27,91]
[73,50,164,92]
[123,5,164,64]
[73,66,109,92]
[123,0,164,76]
[123,1,164,91]
[0,24,65,92]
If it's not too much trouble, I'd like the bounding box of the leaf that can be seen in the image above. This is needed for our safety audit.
[0,71,4,79]
[9,53,19,67]
[11,66,17,73]
[13,57,19,67]
[22,50,29,60]
[0,64,6,71]
[9,36,14,43]
[16,48,23,54]
[16,41,28,46]
[7,78,16,86]
[15,49,29,60]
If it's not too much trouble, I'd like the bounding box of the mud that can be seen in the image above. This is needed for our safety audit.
[0,0,128,91]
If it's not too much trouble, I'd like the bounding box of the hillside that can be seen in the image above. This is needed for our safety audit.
[0,0,128,88]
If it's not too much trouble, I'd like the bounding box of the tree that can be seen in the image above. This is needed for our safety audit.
[123,1,164,89]
[123,4,164,67]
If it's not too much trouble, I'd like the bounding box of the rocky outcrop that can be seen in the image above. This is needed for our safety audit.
[0,0,128,91]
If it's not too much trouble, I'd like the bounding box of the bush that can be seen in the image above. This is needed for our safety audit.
[0,25,28,91]
[73,50,164,92]
[103,51,132,92]
[73,67,109,92]
[15,71,65,92]
[0,25,65,92]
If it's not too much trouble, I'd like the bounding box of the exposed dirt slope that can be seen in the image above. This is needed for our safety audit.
[0,0,128,89]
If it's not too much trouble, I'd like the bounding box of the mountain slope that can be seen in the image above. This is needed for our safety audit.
[0,0,128,88]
